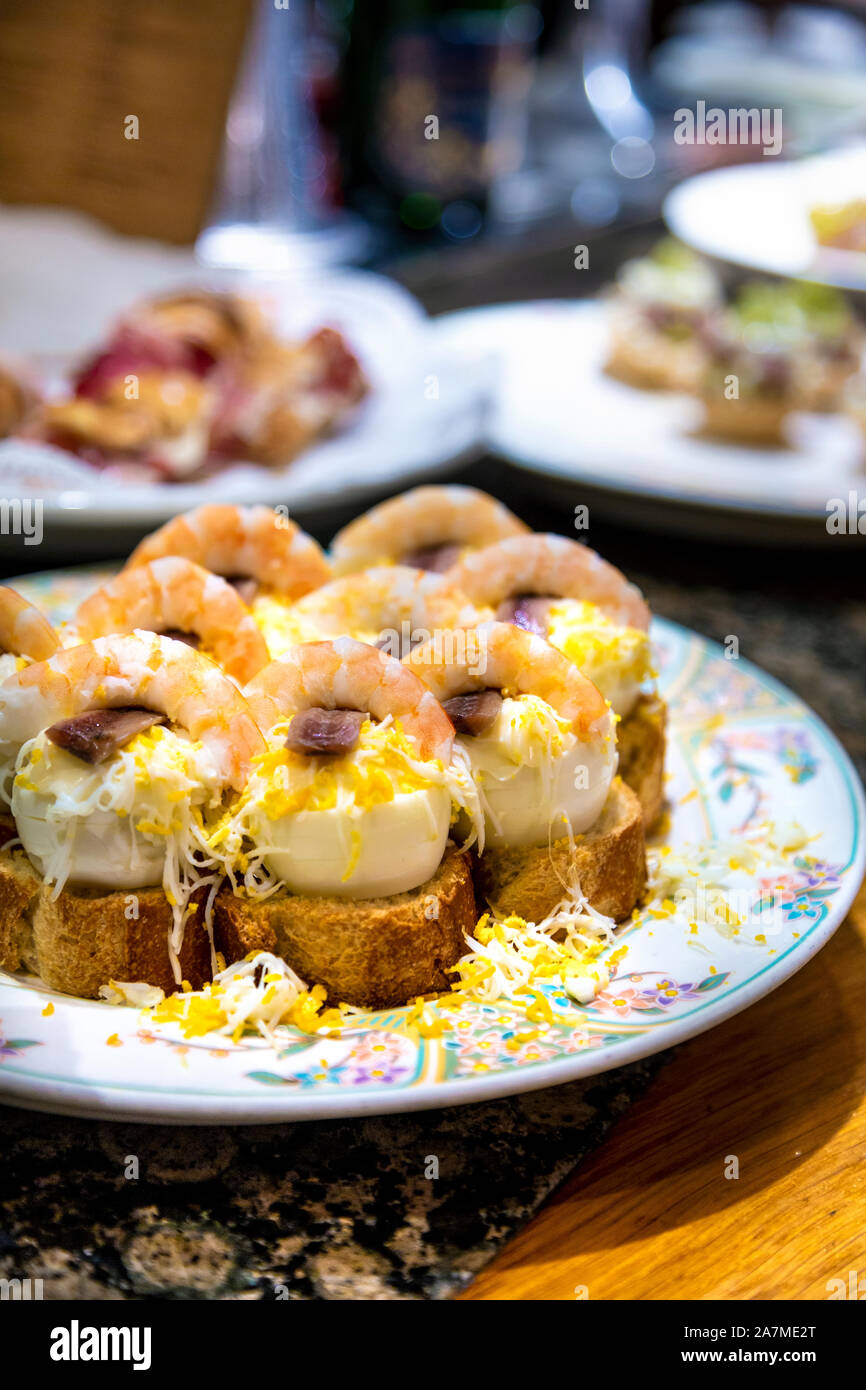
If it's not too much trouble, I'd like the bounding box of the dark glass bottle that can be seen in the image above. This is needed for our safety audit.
[338,0,538,245]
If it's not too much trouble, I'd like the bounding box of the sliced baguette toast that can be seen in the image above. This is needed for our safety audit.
[0,846,41,976]
[698,393,788,445]
[0,848,212,998]
[472,776,646,925]
[618,694,667,830]
[605,315,704,393]
[1,779,648,1003]
[213,847,477,1010]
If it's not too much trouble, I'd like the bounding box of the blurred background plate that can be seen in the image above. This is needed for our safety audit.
[0,211,491,561]
[664,143,866,293]
[434,298,866,544]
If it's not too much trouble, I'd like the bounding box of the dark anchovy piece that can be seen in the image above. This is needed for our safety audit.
[495,593,554,637]
[224,575,258,605]
[46,707,166,764]
[161,628,201,649]
[285,707,367,756]
[401,542,462,574]
[442,689,503,737]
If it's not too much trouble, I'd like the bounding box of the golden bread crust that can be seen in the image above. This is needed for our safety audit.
[618,694,667,830]
[472,777,646,925]
[0,848,41,975]
[0,849,211,998]
[213,847,477,1010]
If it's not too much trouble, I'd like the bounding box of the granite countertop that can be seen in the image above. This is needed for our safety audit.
[1,1056,664,1301]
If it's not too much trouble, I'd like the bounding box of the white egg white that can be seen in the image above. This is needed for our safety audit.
[261,785,451,900]
[10,728,220,891]
[459,696,616,850]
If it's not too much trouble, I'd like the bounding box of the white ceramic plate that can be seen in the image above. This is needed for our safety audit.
[433,300,866,532]
[0,568,862,1124]
[0,207,490,536]
[664,143,866,292]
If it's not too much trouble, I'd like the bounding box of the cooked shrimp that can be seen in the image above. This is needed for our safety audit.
[68,558,270,684]
[448,534,651,632]
[0,587,60,663]
[330,485,530,576]
[0,632,265,790]
[408,623,616,849]
[406,621,608,739]
[260,565,481,659]
[245,636,454,764]
[126,504,331,600]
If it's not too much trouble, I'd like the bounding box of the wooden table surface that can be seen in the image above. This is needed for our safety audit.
[396,243,866,1304]
[460,876,866,1301]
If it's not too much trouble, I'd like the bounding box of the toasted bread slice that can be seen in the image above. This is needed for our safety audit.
[0,846,41,975]
[213,847,477,1010]
[618,694,667,830]
[0,847,212,998]
[697,393,789,446]
[473,777,646,925]
[605,313,704,393]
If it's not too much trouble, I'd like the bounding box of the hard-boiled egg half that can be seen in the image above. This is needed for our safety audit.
[11,723,224,891]
[229,714,453,899]
[454,691,617,849]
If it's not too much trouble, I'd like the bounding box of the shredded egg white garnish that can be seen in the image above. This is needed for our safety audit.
[641,818,815,950]
[130,951,346,1043]
[107,816,823,1046]
[451,894,618,1005]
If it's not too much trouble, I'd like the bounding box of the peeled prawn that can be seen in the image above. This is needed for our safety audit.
[330,485,529,576]
[126,504,331,600]
[274,565,480,655]
[69,557,270,684]
[448,534,651,632]
[406,620,609,739]
[245,636,454,764]
[0,587,60,664]
[0,632,265,791]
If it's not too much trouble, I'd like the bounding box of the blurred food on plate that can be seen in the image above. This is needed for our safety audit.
[602,237,865,448]
[9,289,368,484]
[604,239,723,392]
[0,359,39,439]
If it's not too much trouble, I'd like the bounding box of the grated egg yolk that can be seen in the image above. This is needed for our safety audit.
[243,717,442,821]
[546,599,652,690]
[250,594,320,660]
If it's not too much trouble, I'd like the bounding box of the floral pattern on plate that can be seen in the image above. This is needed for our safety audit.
[0,574,862,1123]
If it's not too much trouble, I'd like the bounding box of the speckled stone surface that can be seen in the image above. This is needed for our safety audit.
[0,1058,665,1300]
